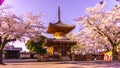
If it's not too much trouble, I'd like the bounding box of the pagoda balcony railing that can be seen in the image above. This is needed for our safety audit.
[44,38,77,46]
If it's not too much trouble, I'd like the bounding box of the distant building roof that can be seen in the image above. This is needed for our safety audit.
[4,45,22,51]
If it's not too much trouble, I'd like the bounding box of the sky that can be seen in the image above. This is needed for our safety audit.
[2,0,120,51]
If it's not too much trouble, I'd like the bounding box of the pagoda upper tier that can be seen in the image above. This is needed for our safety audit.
[46,7,76,34]
[46,21,75,34]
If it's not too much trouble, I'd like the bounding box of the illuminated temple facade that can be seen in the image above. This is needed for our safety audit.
[44,7,76,60]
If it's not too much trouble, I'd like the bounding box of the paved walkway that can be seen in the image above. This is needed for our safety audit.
[0,59,120,68]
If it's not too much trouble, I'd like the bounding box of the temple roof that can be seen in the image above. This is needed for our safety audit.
[46,21,75,34]
[46,7,76,34]
[4,45,22,51]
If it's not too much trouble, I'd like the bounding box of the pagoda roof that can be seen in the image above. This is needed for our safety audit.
[46,6,76,34]
[46,21,75,34]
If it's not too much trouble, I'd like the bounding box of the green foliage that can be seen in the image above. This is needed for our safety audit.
[71,45,77,53]
[25,35,46,55]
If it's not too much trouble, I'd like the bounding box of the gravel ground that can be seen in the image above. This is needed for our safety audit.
[0,60,120,68]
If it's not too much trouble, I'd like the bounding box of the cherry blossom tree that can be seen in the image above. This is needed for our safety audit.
[116,0,120,2]
[0,6,45,64]
[74,1,120,60]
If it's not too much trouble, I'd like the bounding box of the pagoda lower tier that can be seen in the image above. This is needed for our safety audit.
[44,38,77,57]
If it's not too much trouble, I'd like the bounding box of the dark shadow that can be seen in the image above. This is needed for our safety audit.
[0,63,7,65]
[5,62,48,65]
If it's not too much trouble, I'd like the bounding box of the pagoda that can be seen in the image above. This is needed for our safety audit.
[44,7,76,60]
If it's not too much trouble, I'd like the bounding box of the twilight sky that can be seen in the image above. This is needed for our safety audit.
[2,0,120,51]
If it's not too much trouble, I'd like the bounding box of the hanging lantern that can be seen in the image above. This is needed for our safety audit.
[104,50,112,62]
[47,46,54,55]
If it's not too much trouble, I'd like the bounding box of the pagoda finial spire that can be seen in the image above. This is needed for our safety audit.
[58,6,61,22]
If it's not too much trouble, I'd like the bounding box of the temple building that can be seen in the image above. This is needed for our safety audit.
[44,7,77,60]
[4,45,22,59]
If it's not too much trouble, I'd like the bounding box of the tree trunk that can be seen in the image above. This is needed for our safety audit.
[37,54,44,61]
[0,51,3,64]
[71,54,75,61]
[112,46,118,60]
[117,52,120,61]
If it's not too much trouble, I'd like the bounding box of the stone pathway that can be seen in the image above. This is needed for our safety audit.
[0,60,120,68]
